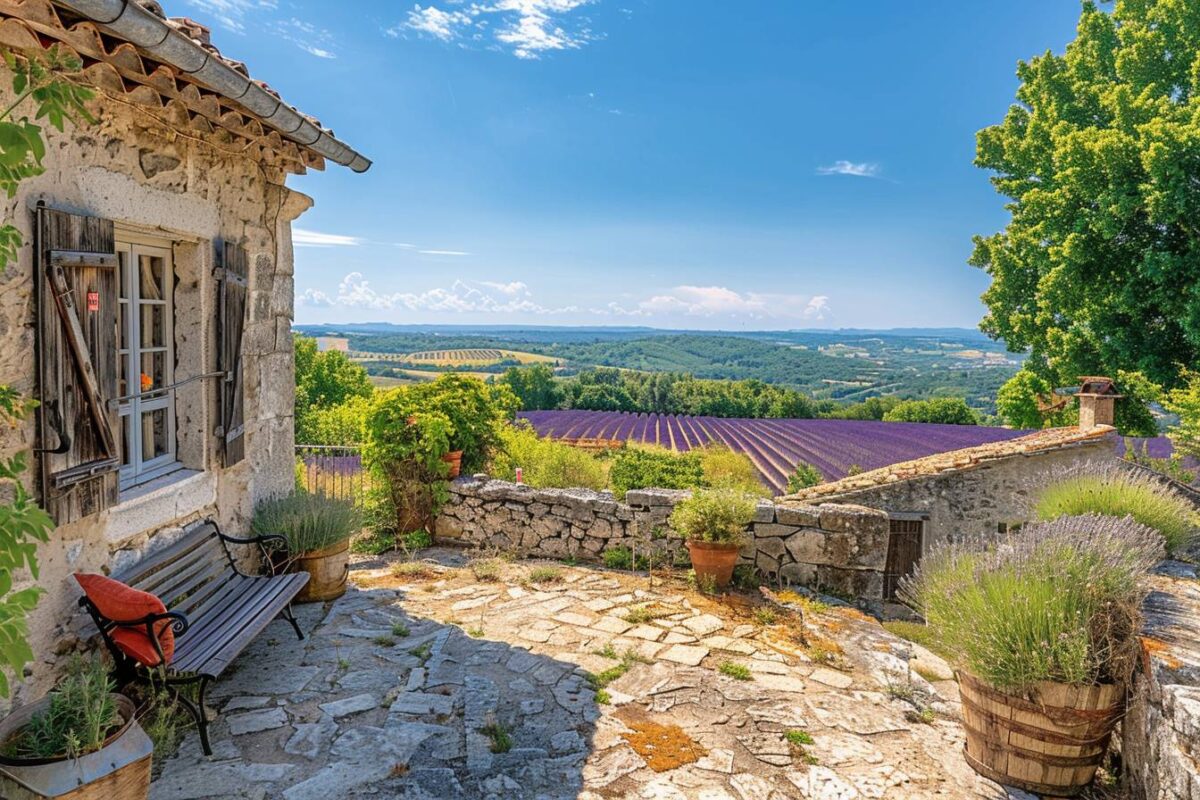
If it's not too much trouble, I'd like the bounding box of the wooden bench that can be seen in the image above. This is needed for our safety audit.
[79,519,309,755]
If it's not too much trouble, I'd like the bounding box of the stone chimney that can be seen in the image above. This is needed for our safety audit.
[1076,377,1121,431]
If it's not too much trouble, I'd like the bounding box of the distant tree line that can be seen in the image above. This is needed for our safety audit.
[499,364,981,424]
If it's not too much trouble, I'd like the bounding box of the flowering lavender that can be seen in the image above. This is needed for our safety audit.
[898,514,1162,691]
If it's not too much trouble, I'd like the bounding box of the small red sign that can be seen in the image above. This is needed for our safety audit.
[87,291,99,312]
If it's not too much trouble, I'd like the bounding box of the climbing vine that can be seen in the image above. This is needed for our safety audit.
[0,45,93,697]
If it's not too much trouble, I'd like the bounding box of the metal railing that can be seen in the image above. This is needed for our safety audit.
[295,444,368,507]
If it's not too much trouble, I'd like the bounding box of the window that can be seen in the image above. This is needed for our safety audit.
[116,235,178,488]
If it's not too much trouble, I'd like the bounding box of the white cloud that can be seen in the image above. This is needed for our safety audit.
[396,1,598,60]
[185,2,338,58]
[816,160,881,178]
[302,274,575,315]
[480,281,530,295]
[184,0,277,33]
[294,229,362,247]
[598,286,833,323]
[419,249,471,256]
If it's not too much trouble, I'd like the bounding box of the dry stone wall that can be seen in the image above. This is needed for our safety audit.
[436,476,891,601]
[1123,560,1200,800]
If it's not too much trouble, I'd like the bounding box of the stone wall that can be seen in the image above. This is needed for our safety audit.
[783,436,1113,553]
[0,75,308,699]
[1123,560,1200,800]
[436,476,892,600]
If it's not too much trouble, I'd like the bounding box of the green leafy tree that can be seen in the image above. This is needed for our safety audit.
[499,363,561,410]
[970,1,1200,414]
[882,397,979,425]
[1164,368,1200,459]
[0,46,92,697]
[294,335,373,443]
[996,370,1064,430]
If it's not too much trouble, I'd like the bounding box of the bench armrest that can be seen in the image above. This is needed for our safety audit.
[217,533,289,576]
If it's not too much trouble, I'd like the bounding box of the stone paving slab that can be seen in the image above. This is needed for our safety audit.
[150,549,1024,800]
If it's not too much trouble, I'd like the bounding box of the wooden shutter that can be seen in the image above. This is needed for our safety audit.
[216,240,248,467]
[36,207,120,524]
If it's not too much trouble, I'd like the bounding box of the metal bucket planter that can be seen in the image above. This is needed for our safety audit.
[958,670,1123,796]
[294,539,351,603]
[686,540,741,589]
[0,694,152,800]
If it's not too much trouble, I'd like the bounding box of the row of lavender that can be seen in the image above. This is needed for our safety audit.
[518,410,1192,495]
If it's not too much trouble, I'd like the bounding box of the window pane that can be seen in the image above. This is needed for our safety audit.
[139,254,166,301]
[120,414,132,468]
[119,300,128,351]
[139,351,166,393]
[139,303,165,348]
[140,407,169,462]
[118,250,129,301]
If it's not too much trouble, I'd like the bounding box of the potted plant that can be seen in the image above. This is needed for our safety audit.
[0,656,152,800]
[406,375,516,475]
[253,493,361,603]
[669,488,757,589]
[898,514,1162,797]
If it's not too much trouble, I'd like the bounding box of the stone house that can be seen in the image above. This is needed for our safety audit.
[0,0,366,699]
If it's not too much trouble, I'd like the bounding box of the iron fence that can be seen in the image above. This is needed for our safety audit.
[295,444,368,507]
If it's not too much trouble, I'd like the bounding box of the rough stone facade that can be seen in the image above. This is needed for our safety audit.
[436,476,893,601]
[780,435,1114,552]
[1123,560,1200,800]
[0,76,308,700]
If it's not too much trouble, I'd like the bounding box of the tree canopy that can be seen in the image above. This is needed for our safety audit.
[972,0,1200,428]
[295,335,373,443]
[882,397,980,426]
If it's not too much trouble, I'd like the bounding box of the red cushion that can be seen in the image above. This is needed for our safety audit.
[74,573,175,667]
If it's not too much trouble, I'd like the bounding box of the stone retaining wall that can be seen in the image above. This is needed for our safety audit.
[1123,560,1200,800]
[435,476,891,600]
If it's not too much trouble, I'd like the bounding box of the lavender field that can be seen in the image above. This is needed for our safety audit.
[519,410,1029,494]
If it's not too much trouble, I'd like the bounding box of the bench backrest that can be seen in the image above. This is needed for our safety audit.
[114,521,237,618]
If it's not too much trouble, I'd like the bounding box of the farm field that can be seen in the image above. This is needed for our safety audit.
[520,409,1028,494]
[351,348,556,367]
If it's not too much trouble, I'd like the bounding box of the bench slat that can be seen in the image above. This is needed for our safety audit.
[151,557,231,612]
[115,522,222,587]
[172,575,307,675]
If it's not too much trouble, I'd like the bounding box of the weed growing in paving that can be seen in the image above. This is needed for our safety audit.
[686,569,719,595]
[481,720,512,753]
[337,657,351,672]
[470,558,504,582]
[373,635,396,648]
[718,661,752,681]
[784,729,819,765]
[905,707,936,725]
[410,642,432,664]
[603,547,633,570]
[623,605,668,624]
[467,626,485,638]
[391,622,410,638]
[594,688,612,705]
[586,648,654,703]
[391,561,437,580]
[593,643,618,659]
[752,607,778,626]
[526,566,563,584]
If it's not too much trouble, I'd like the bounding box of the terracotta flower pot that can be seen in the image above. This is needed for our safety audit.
[441,450,463,479]
[293,539,350,603]
[0,694,152,800]
[957,670,1124,797]
[686,539,741,589]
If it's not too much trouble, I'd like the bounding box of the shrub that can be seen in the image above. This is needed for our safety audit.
[1164,367,1200,460]
[364,401,454,534]
[252,493,360,555]
[898,515,1162,691]
[1034,467,1198,555]
[669,488,757,545]
[470,558,504,582]
[699,447,766,495]
[525,566,562,584]
[401,374,517,473]
[609,447,705,500]
[4,656,119,760]
[602,547,633,570]
[491,424,607,490]
[882,397,979,425]
[786,462,824,492]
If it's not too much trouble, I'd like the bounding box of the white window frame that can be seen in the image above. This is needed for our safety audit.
[116,231,180,489]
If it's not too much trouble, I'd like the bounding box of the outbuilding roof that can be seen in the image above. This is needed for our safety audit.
[0,0,369,177]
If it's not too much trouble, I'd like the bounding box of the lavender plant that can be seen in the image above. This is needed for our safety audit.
[898,515,1162,692]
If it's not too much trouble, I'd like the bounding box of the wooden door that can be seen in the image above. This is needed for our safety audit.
[883,518,923,600]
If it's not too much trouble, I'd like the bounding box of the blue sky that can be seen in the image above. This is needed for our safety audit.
[185,1,1083,330]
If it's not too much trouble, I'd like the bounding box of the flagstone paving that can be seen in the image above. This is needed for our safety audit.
[150,549,1034,800]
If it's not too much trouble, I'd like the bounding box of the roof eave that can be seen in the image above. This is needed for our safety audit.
[54,0,370,173]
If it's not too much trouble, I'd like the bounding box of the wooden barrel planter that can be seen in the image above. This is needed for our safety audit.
[958,670,1124,797]
[294,539,350,603]
[0,695,152,800]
